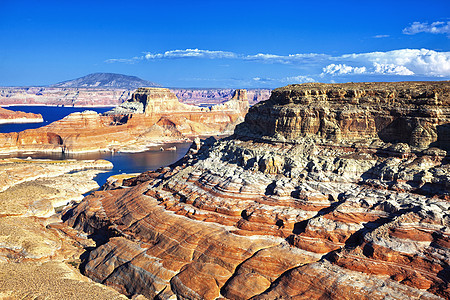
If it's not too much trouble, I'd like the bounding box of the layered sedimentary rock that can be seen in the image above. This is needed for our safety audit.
[241,81,450,150]
[172,88,271,105]
[0,87,133,107]
[0,87,270,107]
[0,88,249,153]
[0,106,43,124]
[0,158,127,299]
[64,81,449,299]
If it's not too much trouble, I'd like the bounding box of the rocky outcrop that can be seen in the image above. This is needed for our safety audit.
[63,82,449,299]
[0,88,249,154]
[0,106,43,124]
[0,158,127,299]
[239,82,450,150]
[172,88,271,105]
[0,87,270,107]
[0,87,133,107]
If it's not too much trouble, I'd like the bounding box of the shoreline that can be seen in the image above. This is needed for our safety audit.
[0,140,193,156]
[0,117,44,124]
[2,104,117,108]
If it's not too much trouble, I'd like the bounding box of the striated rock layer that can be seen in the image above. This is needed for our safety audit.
[0,88,249,154]
[64,82,449,299]
[0,106,43,124]
[0,86,270,107]
[0,158,127,299]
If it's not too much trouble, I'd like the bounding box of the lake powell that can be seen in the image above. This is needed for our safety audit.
[0,106,192,186]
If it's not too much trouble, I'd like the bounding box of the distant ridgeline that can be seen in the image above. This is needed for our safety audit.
[49,72,162,89]
[0,73,272,107]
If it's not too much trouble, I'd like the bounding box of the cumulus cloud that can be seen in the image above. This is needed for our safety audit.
[373,63,414,75]
[322,64,367,75]
[343,48,450,77]
[106,48,450,77]
[403,21,450,36]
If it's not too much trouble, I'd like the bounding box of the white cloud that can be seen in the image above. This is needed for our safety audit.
[105,56,144,64]
[403,21,450,36]
[373,34,390,38]
[251,75,315,84]
[245,53,330,64]
[322,64,367,75]
[321,62,414,76]
[144,49,237,59]
[343,49,450,77]
[284,75,315,83]
[373,63,414,75]
[106,48,450,78]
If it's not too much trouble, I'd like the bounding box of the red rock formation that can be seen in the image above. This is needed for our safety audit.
[0,87,132,107]
[0,106,43,124]
[0,88,249,153]
[0,87,271,107]
[64,82,449,299]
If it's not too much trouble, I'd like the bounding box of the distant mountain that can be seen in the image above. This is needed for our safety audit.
[50,73,161,89]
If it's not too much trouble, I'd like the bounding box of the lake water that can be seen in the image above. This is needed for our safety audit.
[0,106,111,133]
[0,106,191,187]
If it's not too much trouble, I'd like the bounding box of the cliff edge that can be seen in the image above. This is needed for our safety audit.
[63,81,449,299]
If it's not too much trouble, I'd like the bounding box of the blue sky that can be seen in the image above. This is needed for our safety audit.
[0,0,449,88]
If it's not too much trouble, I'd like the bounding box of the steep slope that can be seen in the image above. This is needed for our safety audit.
[0,88,249,153]
[64,81,449,299]
[50,73,161,89]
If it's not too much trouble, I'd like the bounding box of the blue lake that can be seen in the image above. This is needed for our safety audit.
[0,106,111,133]
[0,106,191,187]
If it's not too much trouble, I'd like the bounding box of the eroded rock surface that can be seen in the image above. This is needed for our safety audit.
[0,88,249,154]
[0,158,127,299]
[0,86,270,107]
[64,82,449,299]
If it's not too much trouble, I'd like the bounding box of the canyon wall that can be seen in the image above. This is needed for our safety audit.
[0,88,250,153]
[0,106,43,124]
[172,88,271,105]
[0,87,133,107]
[0,87,271,107]
[63,81,449,299]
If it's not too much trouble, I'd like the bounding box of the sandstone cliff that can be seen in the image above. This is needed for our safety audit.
[0,88,250,153]
[0,106,43,124]
[172,88,271,105]
[0,87,133,107]
[63,81,450,299]
[0,87,270,107]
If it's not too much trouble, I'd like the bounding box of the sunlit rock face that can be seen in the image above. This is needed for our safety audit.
[0,88,250,154]
[239,81,450,150]
[0,86,271,107]
[0,106,43,124]
[65,82,449,299]
[0,158,127,299]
